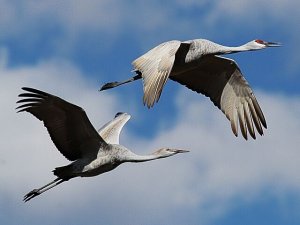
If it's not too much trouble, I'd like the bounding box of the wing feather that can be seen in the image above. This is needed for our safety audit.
[133,40,182,108]
[97,112,131,144]
[170,56,267,139]
[17,87,106,161]
[243,100,256,139]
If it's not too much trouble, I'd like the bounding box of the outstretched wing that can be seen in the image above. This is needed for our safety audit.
[170,56,267,140]
[98,112,131,144]
[133,40,182,108]
[17,87,106,161]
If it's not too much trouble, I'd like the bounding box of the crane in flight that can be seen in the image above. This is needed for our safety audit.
[100,39,281,140]
[17,87,188,202]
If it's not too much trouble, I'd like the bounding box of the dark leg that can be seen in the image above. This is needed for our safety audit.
[23,178,66,202]
[99,73,142,91]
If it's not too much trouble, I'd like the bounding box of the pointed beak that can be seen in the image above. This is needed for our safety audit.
[265,41,281,47]
[171,149,190,154]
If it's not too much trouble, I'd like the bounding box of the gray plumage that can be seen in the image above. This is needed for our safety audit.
[17,87,188,202]
[100,39,281,140]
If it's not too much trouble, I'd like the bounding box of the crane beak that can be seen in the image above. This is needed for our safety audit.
[265,41,281,47]
[170,149,190,154]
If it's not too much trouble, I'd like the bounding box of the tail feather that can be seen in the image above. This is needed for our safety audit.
[53,165,74,180]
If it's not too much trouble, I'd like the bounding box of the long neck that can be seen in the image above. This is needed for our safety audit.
[220,42,262,54]
[185,39,254,62]
[201,41,252,55]
[123,151,162,163]
[219,44,255,54]
[184,39,252,63]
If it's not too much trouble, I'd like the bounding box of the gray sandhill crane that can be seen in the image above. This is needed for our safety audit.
[17,87,188,202]
[100,39,281,140]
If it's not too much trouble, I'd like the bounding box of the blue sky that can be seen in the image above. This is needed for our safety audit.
[0,0,300,224]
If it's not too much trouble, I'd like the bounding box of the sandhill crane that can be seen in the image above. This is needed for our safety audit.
[100,39,281,140]
[17,87,188,202]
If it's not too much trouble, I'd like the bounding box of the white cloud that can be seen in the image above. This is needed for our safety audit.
[0,0,170,38]
[0,0,299,41]
[0,1,299,224]
[173,0,300,25]
[208,0,300,23]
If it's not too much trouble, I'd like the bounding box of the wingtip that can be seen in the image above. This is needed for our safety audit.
[249,132,256,140]
[21,87,28,91]
[15,106,25,113]
[262,120,267,129]
[21,87,35,92]
[19,87,49,97]
[231,120,238,138]
[18,88,30,97]
[143,98,155,109]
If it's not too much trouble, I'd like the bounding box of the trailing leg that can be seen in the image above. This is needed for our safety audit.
[99,73,142,91]
[23,178,66,202]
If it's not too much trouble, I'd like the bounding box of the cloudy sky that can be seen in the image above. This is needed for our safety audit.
[1,0,300,224]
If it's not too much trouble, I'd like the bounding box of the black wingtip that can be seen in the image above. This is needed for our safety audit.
[262,120,267,129]
[16,107,26,113]
[21,87,37,93]
[17,87,47,113]
[20,87,49,96]
[249,132,256,140]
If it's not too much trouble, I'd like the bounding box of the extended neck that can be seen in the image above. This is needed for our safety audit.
[220,44,257,54]
[205,41,257,55]
[184,39,255,63]
[123,151,163,163]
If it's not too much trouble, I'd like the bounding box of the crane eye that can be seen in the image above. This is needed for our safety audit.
[255,39,265,44]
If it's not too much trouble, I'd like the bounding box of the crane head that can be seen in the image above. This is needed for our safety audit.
[245,39,281,50]
[154,148,189,158]
[242,39,281,51]
[254,39,281,47]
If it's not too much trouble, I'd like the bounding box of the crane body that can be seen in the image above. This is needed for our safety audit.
[100,39,281,139]
[17,87,188,202]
